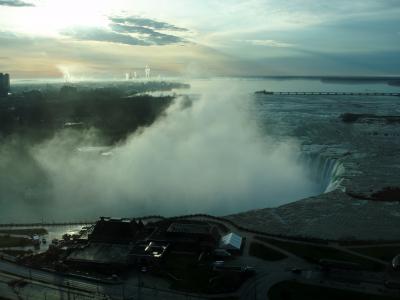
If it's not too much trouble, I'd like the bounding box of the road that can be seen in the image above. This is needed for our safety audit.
[0,259,210,299]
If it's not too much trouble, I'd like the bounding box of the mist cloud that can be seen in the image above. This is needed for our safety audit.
[0,83,321,222]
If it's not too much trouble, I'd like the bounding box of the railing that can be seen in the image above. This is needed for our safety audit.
[255,90,400,96]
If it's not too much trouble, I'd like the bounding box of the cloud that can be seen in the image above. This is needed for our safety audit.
[62,27,150,46]
[0,0,34,7]
[61,16,188,46]
[110,16,188,32]
[110,23,185,45]
[0,31,227,78]
[110,24,156,35]
[242,39,295,48]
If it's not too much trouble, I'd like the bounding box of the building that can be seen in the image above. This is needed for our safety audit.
[65,243,132,273]
[219,232,243,252]
[165,221,221,251]
[65,217,146,272]
[65,217,222,273]
[88,217,144,244]
[0,73,10,97]
[145,65,151,78]
[129,240,169,266]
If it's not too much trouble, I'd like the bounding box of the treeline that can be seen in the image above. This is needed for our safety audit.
[0,86,175,143]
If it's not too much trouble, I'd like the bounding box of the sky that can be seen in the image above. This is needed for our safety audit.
[0,0,399,78]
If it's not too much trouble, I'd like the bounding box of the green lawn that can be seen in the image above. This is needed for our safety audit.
[249,242,287,261]
[255,236,384,271]
[350,246,400,262]
[269,281,398,300]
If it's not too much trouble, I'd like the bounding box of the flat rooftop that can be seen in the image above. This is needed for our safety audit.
[167,222,213,235]
[66,243,131,265]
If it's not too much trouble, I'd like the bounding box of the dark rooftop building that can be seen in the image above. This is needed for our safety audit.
[167,222,215,235]
[89,217,144,244]
[66,243,131,267]
[164,221,221,251]
[65,217,146,272]
[62,218,224,275]
[129,240,169,266]
[0,73,10,97]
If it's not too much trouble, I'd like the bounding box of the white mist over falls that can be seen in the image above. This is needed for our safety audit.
[0,82,331,222]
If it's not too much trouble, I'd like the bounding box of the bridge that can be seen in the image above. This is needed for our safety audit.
[255,90,400,97]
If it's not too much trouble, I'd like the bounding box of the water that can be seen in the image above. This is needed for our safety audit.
[0,77,398,222]
[186,77,400,94]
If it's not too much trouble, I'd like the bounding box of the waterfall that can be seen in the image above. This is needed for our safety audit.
[299,152,345,193]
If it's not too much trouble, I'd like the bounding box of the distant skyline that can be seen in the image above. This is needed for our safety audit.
[0,0,399,79]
